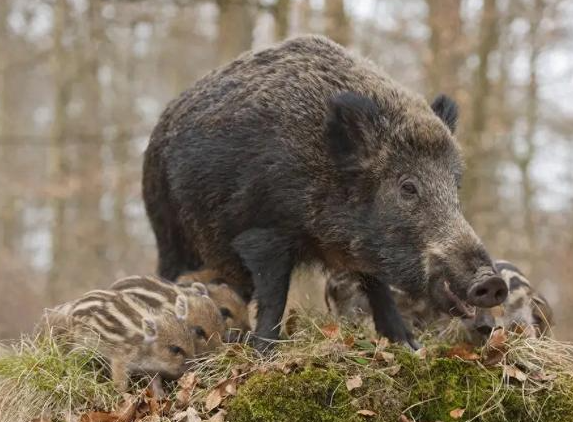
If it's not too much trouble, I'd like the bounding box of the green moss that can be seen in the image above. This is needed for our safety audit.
[0,335,117,421]
[393,350,573,422]
[225,344,573,422]
[227,367,362,422]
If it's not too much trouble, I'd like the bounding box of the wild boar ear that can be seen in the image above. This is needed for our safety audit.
[431,94,458,133]
[325,91,379,171]
[142,318,158,342]
[175,295,189,320]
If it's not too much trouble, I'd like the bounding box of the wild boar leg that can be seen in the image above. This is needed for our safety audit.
[360,274,420,350]
[233,228,293,350]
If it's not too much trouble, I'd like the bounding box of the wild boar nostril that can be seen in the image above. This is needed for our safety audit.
[475,288,487,297]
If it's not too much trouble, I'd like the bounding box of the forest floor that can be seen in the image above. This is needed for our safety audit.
[1,310,573,422]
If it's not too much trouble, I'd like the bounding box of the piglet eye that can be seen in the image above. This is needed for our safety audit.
[194,326,207,340]
[168,345,185,355]
[220,307,233,319]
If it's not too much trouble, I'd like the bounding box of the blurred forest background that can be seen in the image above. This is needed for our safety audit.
[0,0,571,340]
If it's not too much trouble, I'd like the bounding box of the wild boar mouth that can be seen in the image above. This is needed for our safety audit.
[444,281,476,318]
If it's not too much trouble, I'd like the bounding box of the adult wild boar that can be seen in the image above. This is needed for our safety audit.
[143,36,507,349]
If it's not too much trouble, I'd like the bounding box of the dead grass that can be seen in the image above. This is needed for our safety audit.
[1,310,573,421]
[0,329,117,422]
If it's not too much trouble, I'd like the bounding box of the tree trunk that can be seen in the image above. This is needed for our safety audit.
[324,0,350,46]
[298,0,312,34]
[47,0,71,302]
[76,0,107,288]
[425,0,463,97]
[460,0,499,233]
[273,0,290,41]
[518,0,544,254]
[216,0,255,64]
[0,0,18,252]
[111,25,136,265]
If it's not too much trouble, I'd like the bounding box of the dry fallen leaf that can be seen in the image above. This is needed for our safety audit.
[176,373,199,408]
[345,375,363,391]
[79,413,122,422]
[208,409,227,422]
[205,378,238,411]
[482,328,509,366]
[504,365,527,382]
[356,409,377,417]
[204,388,224,412]
[216,378,238,397]
[172,407,202,422]
[321,323,340,339]
[343,335,355,348]
[446,343,480,361]
[384,364,401,376]
[415,347,427,359]
[81,394,139,422]
[530,371,557,382]
[489,328,508,348]
[449,408,465,419]
[374,351,395,364]
[143,388,161,416]
[139,415,161,422]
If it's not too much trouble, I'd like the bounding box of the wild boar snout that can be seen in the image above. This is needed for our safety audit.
[466,267,508,308]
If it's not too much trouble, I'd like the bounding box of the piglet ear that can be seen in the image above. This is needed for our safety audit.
[431,94,458,133]
[176,272,195,284]
[191,282,209,297]
[175,295,189,320]
[325,91,380,172]
[142,318,158,342]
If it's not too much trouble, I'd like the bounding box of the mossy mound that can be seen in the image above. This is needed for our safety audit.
[1,310,573,421]
[203,312,573,422]
[223,352,573,422]
[228,368,360,422]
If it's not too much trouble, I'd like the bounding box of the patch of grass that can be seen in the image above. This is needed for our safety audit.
[188,311,573,422]
[0,332,117,422]
[1,309,573,422]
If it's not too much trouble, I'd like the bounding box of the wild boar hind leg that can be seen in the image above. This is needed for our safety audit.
[360,274,420,350]
[232,228,294,352]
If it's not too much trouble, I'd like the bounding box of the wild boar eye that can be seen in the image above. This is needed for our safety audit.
[220,307,233,319]
[168,345,185,355]
[400,180,418,198]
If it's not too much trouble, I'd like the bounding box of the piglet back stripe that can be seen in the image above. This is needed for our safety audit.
[120,288,170,309]
[111,277,178,302]
[86,317,128,344]
[107,297,144,332]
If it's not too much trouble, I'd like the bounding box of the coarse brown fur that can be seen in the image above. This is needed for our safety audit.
[143,35,506,348]
[110,275,225,354]
[43,289,197,394]
[177,270,252,342]
[325,259,555,343]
